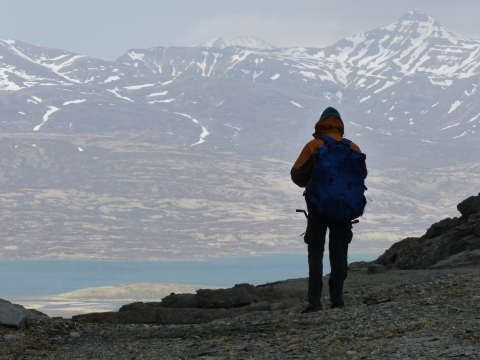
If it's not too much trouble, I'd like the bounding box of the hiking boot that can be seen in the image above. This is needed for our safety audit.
[302,302,323,314]
[330,300,345,309]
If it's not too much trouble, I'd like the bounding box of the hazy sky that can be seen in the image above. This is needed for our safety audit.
[1,0,479,60]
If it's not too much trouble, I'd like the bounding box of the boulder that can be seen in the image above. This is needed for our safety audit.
[0,299,31,328]
[367,264,388,275]
[161,283,257,309]
[457,193,480,218]
[348,261,371,272]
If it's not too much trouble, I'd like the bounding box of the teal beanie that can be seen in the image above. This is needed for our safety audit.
[320,107,341,120]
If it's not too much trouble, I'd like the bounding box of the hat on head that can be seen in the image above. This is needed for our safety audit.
[320,107,341,120]
[313,106,344,137]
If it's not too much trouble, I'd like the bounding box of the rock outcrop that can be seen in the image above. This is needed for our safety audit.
[375,193,480,270]
[73,304,242,325]
[0,299,46,328]
[72,279,307,325]
[160,283,257,309]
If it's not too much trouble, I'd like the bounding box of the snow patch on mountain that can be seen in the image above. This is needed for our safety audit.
[107,89,134,102]
[104,76,120,83]
[467,113,480,123]
[63,99,86,106]
[291,101,303,108]
[33,106,60,131]
[124,84,154,90]
[147,91,168,97]
[439,123,461,131]
[448,101,463,114]
[174,112,209,146]
[148,99,175,104]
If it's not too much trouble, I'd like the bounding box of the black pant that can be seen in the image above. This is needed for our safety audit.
[305,203,352,304]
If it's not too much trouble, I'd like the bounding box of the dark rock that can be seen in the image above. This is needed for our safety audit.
[424,217,460,239]
[255,278,307,302]
[26,309,49,318]
[446,235,480,256]
[161,283,257,309]
[467,213,480,225]
[247,303,271,312]
[375,237,422,269]
[431,249,480,269]
[158,294,199,308]
[73,308,157,324]
[73,307,242,325]
[119,302,158,312]
[0,299,31,328]
[156,307,241,325]
[457,194,480,218]
[453,225,474,239]
[367,264,388,274]
[348,261,370,272]
[373,194,480,270]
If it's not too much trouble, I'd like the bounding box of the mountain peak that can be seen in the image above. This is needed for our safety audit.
[377,9,462,43]
[199,37,277,50]
[399,10,436,23]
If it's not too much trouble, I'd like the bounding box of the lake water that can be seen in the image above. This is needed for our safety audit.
[0,253,380,297]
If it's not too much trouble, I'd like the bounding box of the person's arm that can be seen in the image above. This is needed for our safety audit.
[291,140,322,187]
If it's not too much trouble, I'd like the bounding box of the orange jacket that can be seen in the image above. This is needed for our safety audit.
[291,115,367,188]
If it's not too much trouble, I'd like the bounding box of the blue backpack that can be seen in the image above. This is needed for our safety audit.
[306,135,367,221]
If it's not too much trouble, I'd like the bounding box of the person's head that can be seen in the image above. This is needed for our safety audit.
[313,107,344,137]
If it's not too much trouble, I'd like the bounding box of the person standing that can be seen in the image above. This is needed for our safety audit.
[291,107,367,313]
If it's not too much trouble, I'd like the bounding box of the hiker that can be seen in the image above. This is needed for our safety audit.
[291,107,367,313]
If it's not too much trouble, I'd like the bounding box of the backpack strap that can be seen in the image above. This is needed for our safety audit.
[316,135,335,145]
[316,135,351,147]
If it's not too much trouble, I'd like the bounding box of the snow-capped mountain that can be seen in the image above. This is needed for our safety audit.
[2,10,479,144]
[115,10,480,142]
[0,11,479,260]
[200,36,277,50]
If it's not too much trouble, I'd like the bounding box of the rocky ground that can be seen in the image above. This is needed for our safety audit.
[1,264,479,359]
